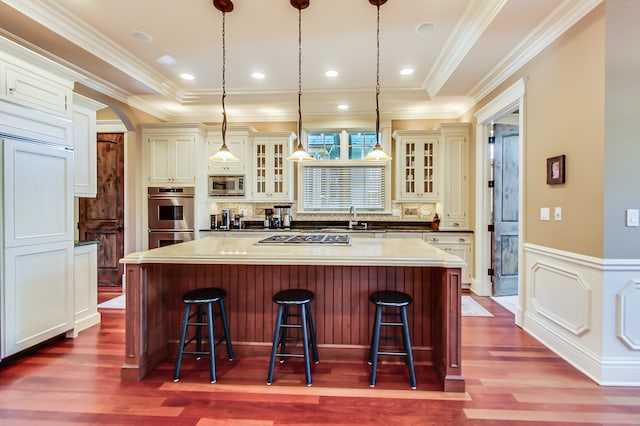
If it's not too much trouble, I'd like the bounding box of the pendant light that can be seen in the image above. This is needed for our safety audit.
[287,0,313,162]
[210,0,239,162]
[365,0,392,161]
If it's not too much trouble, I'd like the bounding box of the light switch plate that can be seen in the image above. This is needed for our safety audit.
[540,207,550,221]
[554,207,562,221]
[626,209,639,227]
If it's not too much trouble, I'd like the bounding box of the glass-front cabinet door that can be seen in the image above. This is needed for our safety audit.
[394,130,439,201]
[252,133,293,202]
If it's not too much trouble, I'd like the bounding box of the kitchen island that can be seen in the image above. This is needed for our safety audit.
[120,235,466,391]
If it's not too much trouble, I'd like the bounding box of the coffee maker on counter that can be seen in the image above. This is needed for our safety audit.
[265,205,292,229]
[219,209,231,230]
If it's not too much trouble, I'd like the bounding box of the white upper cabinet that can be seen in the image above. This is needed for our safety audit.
[393,130,440,201]
[206,128,250,174]
[252,133,293,202]
[72,94,104,197]
[0,49,74,146]
[441,123,470,228]
[141,124,203,186]
[1,53,72,118]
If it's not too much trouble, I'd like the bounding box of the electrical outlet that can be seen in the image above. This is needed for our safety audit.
[239,208,248,217]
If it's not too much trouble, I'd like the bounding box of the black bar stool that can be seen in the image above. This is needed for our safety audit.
[173,287,233,383]
[368,290,416,389]
[267,288,319,386]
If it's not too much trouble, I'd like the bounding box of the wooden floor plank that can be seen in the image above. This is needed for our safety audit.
[0,290,639,425]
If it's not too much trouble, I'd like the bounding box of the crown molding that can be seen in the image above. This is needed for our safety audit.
[468,0,603,104]
[1,0,180,100]
[423,0,508,99]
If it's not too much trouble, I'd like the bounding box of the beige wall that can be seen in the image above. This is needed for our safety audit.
[470,5,606,258]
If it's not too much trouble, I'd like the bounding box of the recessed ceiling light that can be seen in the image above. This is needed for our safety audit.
[252,72,265,79]
[400,68,414,76]
[130,30,153,43]
[338,104,349,110]
[157,55,176,65]
[415,22,435,36]
[325,70,339,78]
[180,73,195,80]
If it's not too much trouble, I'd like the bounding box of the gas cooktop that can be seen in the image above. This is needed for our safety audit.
[258,234,351,245]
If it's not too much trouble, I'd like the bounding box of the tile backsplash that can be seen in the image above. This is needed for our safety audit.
[199,201,438,229]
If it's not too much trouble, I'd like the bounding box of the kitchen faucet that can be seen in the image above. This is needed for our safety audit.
[348,206,357,229]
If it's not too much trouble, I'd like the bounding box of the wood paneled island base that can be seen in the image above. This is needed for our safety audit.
[120,236,465,392]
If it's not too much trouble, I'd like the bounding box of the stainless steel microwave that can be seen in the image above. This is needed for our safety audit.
[208,175,245,196]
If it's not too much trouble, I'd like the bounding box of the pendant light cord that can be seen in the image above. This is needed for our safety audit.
[375,4,381,145]
[297,7,303,148]
[221,11,228,146]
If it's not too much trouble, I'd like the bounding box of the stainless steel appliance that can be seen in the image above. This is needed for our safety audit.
[208,175,245,196]
[220,209,231,230]
[258,234,351,245]
[148,187,195,248]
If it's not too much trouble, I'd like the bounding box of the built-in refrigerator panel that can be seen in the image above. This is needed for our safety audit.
[2,241,73,357]
[1,137,74,358]
[2,138,74,247]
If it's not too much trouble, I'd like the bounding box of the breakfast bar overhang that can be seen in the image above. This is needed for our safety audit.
[120,236,466,392]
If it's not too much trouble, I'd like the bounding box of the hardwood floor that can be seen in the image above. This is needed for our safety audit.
[1,289,639,425]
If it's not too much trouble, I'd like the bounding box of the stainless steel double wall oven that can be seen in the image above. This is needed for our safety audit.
[147,187,194,248]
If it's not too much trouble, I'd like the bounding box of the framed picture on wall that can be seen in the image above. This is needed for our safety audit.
[546,155,565,185]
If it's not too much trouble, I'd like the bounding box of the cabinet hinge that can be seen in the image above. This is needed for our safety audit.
[487,224,494,232]
[488,136,495,144]
[488,180,494,188]
[488,268,494,276]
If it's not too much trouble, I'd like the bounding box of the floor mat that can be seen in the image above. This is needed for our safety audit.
[491,295,517,314]
[461,296,493,317]
[98,294,125,309]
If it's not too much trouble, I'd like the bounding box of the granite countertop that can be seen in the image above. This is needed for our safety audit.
[200,220,472,234]
[121,235,466,268]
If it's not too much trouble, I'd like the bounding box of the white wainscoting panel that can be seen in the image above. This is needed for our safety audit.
[530,262,591,335]
[522,243,640,386]
[617,279,640,350]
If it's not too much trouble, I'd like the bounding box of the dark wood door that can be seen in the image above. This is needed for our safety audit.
[79,133,125,286]
[492,123,519,296]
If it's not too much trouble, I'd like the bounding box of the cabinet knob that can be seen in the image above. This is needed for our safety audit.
[117,225,123,232]
[8,87,15,93]
[459,238,465,242]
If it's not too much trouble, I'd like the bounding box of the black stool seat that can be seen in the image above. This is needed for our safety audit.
[267,288,319,386]
[183,287,227,304]
[368,290,416,389]
[369,290,412,306]
[273,289,315,305]
[174,287,233,384]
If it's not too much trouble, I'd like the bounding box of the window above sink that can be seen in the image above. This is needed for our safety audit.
[306,128,390,160]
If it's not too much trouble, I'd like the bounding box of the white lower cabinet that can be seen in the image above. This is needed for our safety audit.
[424,233,473,284]
[67,243,101,338]
[2,241,74,358]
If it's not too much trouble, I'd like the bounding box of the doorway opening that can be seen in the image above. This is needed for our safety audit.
[474,79,524,324]
[78,132,125,287]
